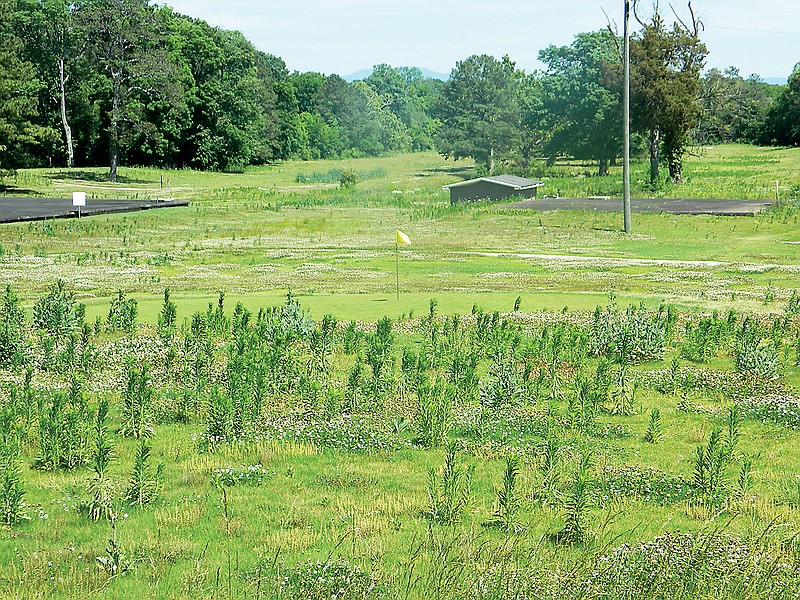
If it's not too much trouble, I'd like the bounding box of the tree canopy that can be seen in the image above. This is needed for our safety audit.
[539,30,622,176]
[435,54,521,174]
[630,5,707,184]
[0,0,795,184]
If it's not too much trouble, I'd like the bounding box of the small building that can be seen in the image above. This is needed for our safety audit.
[443,175,544,204]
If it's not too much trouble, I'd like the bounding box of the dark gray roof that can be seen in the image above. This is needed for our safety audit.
[443,174,544,190]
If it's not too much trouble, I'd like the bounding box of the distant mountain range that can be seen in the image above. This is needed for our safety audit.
[342,67,449,82]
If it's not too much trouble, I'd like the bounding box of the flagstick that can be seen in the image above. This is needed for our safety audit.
[395,240,400,300]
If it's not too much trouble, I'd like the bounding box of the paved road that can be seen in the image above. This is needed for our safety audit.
[504,197,773,216]
[0,197,189,223]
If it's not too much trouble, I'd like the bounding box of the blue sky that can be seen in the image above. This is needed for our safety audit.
[160,0,800,79]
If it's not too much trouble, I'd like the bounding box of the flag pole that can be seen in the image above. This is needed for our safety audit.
[395,239,400,300]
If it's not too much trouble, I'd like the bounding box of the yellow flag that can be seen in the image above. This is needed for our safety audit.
[396,230,411,246]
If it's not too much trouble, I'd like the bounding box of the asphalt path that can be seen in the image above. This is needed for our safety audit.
[504,197,773,216]
[0,197,189,223]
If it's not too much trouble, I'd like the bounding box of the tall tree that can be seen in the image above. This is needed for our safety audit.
[436,54,520,174]
[539,30,622,175]
[79,0,179,181]
[16,0,83,167]
[315,75,383,156]
[696,68,775,144]
[630,2,707,184]
[760,63,800,146]
[363,64,440,151]
[0,0,47,171]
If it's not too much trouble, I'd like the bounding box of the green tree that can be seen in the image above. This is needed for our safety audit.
[516,73,547,171]
[363,64,440,150]
[16,0,83,167]
[539,31,622,176]
[314,75,383,156]
[630,5,707,184]
[435,54,520,174]
[761,63,800,146]
[79,0,180,181]
[0,285,25,366]
[696,68,775,144]
[0,0,48,171]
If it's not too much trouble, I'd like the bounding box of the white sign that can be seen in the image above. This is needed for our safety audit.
[72,191,86,207]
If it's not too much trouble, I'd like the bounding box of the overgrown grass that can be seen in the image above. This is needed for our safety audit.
[1,287,800,598]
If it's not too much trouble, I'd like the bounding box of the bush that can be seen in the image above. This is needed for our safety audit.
[33,280,85,338]
[0,445,27,526]
[340,168,358,188]
[589,303,675,364]
[106,290,138,334]
[0,285,25,366]
[426,442,473,525]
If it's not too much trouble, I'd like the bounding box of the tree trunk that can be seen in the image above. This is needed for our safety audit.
[109,75,120,183]
[58,58,74,168]
[649,128,660,186]
[488,147,495,175]
[598,158,609,177]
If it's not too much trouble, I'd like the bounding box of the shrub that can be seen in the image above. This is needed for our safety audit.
[589,303,675,364]
[339,168,358,188]
[557,452,594,545]
[125,440,162,507]
[82,398,117,522]
[486,454,522,532]
[680,311,736,363]
[480,360,528,409]
[0,285,25,366]
[119,363,155,439]
[156,288,177,343]
[0,444,27,526]
[643,408,663,443]
[106,290,138,333]
[416,377,453,448]
[34,382,91,471]
[33,280,85,338]
[426,442,473,525]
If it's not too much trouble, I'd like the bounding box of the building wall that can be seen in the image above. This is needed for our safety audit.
[448,181,539,204]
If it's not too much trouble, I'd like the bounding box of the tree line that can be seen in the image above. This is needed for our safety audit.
[0,0,798,185]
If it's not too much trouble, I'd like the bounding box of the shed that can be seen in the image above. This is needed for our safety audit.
[443,175,544,204]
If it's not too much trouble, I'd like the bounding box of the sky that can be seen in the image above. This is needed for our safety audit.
[160,0,800,80]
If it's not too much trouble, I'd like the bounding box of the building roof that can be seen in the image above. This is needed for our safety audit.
[443,174,544,190]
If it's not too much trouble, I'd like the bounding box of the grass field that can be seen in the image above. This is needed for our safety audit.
[1,146,800,598]
[2,145,800,319]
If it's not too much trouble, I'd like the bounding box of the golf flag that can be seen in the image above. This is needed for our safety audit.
[396,229,411,246]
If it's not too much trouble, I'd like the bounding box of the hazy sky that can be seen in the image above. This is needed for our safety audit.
[160,0,800,79]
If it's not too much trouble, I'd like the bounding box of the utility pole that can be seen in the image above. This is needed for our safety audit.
[623,0,632,233]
